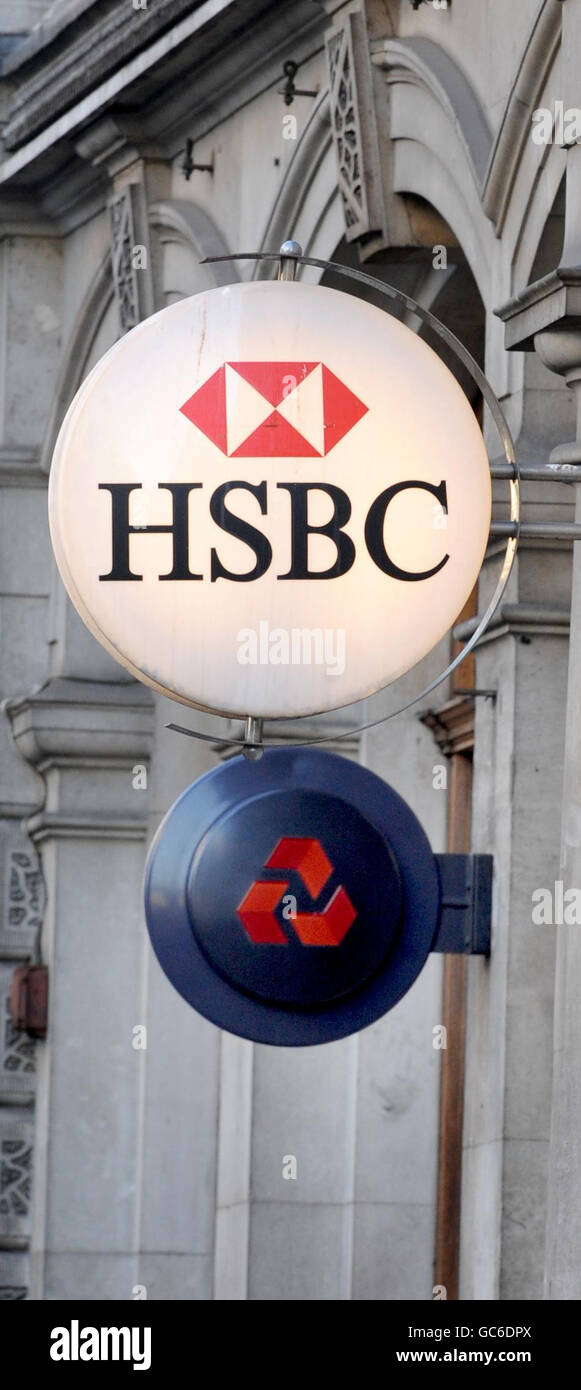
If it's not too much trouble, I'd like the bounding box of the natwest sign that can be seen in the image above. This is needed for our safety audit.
[49,281,491,719]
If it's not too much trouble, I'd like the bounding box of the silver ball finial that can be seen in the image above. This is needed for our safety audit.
[242,743,264,762]
[279,240,303,258]
[278,240,302,282]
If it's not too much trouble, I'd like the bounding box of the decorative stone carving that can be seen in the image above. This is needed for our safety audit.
[0,1285,27,1300]
[110,187,140,333]
[0,977,36,1097]
[7,854,43,935]
[0,825,45,959]
[325,11,386,243]
[0,1125,33,1238]
[110,183,155,331]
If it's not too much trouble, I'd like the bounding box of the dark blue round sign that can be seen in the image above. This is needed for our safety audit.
[144,748,440,1045]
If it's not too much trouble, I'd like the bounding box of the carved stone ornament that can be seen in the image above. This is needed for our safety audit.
[110,186,141,333]
[0,825,45,959]
[0,982,36,1097]
[325,10,386,242]
[0,1123,33,1239]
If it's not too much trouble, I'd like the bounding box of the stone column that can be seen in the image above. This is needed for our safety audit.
[463,254,574,1297]
[495,0,581,1300]
[537,338,581,1298]
[537,0,581,1302]
[7,682,155,1299]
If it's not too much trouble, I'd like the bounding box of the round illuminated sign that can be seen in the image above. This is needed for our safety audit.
[49,281,491,719]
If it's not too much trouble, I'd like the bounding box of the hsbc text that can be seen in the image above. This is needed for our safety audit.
[98,479,449,582]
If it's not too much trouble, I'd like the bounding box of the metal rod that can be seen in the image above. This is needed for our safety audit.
[491,463,581,483]
[454,689,497,700]
[243,716,264,762]
[278,239,302,282]
[490,521,581,539]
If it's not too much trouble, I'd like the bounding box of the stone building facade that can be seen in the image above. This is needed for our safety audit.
[0,0,579,1300]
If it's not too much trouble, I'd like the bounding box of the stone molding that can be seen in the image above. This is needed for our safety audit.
[372,36,492,190]
[2,0,205,149]
[150,198,239,285]
[421,695,475,759]
[454,601,571,647]
[0,446,45,489]
[6,677,155,772]
[497,266,581,354]
[482,0,563,231]
[6,680,154,842]
[497,269,581,465]
[1,0,327,162]
[24,811,150,845]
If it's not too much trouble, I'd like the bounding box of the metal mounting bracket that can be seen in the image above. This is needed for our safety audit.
[432,854,492,955]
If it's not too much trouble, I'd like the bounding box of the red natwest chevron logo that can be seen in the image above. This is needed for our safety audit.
[237,836,357,946]
[179,362,368,457]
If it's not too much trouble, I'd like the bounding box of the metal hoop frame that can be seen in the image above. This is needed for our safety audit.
[169,250,520,752]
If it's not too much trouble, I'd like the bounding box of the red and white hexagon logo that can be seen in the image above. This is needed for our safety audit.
[180,361,368,457]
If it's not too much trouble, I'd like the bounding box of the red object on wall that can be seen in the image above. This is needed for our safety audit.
[10,965,48,1039]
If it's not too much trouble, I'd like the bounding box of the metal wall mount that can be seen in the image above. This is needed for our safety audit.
[432,855,492,956]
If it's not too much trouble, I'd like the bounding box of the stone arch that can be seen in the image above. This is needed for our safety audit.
[39,249,114,474]
[256,92,344,276]
[375,37,495,305]
[474,0,567,294]
[482,0,563,235]
[149,198,239,296]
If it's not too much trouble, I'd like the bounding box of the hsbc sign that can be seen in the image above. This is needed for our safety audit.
[49,281,491,719]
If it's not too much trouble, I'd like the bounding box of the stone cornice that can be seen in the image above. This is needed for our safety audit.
[420,696,475,759]
[0,446,45,488]
[2,0,201,147]
[454,602,570,646]
[1,0,326,162]
[496,266,581,352]
[0,0,326,203]
[25,811,150,844]
[6,677,155,769]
